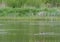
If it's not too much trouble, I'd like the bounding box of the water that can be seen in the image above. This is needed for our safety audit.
[0,19,60,42]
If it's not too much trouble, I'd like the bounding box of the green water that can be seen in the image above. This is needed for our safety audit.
[0,19,60,42]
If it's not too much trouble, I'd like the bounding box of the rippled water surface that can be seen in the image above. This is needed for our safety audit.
[0,19,60,42]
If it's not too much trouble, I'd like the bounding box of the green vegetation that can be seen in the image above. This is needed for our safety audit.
[0,8,40,16]
[0,0,60,8]
[0,7,60,17]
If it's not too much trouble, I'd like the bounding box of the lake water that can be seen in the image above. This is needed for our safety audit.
[0,19,60,42]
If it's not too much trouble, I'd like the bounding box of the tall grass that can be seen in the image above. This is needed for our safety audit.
[0,7,60,17]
